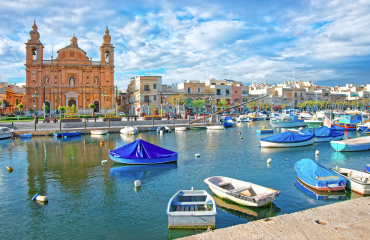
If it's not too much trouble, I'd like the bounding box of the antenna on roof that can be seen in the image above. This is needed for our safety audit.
[52,45,53,59]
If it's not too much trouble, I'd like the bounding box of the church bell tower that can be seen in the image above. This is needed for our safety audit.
[25,20,43,65]
[100,26,114,66]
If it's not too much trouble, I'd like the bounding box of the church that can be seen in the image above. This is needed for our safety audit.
[25,21,116,114]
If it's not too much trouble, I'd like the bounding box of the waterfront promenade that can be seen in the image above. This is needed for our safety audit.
[182,197,370,240]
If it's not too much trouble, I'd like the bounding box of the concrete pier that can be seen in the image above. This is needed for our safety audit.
[182,197,370,240]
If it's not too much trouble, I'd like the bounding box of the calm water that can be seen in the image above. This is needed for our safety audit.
[0,121,368,239]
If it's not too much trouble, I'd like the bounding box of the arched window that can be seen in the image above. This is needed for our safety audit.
[105,51,109,62]
[32,48,37,60]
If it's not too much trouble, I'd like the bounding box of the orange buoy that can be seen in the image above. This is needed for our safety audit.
[100,141,105,146]
[348,137,351,139]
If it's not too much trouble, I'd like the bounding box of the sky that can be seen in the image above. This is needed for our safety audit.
[0,0,370,90]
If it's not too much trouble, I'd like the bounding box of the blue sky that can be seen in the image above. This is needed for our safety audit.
[0,0,369,89]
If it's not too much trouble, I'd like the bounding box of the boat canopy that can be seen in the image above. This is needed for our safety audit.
[109,139,178,159]
[295,159,347,186]
[224,116,233,121]
[260,132,314,143]
[302,126,344,138]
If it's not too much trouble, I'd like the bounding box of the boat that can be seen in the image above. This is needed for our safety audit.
[304,117,324,128]
[257,111,269,120]
[204,176,280,207]
[366,165,370,173]
[269,112,281,118]
[331,114,363,131]
[0,127,12,140]
[120,126,138,135]
[91,130,108,135]
[109,139,178,164]
[357,122,370,134]
[174,127,187,131]
[331,136,370,152]
[282,109,299,116]
[236,115,250,122]
[167,189,217,229]
[157,126,171,133]
[256,126,273,133]
[295,158,347,191]
[20,133,32,138]
[260,131,314,148]
[247,113,257,121]
[54,131,81,138]
[222,116,234,127]
[281,127,304,133]
[189,126,207,130]
[299,112,312,120]
[206,125,225,130]
[331,166,370,195]
[301,126,344,142]
[295,178,347,201]
[269,115,306,128]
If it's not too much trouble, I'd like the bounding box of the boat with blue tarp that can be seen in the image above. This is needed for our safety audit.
[20,133,32,138]
[331,136,370,152]
[331,114,363,131]
[295,178,347,201]
[222,116,234,128]
[54,131,82,137]
[256,126,273,133]
[260,131,314,148]
[109,139,178,164]
[301,126,344,142]
[295,158,347,191]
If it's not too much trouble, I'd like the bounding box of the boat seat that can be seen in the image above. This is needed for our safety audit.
[252,192,273,201]
[229,185,251,194]
[217,181,231,187]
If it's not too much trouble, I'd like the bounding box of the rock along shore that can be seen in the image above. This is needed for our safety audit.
[181,197,370,240]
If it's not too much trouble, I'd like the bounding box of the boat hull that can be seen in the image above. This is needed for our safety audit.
[168,215,216,229]
[120,127,138,135]
[270,121,306,128]
[298,177,346,192]
[331,139,370,152]
[207,126,224,130]
[0,133,12,139]
[304,121,323,128]
[331,168,370,195]
[256,129,273,133]
[91,130,108,135]
[331,121,357,131]
[20,133,32,138]
[314,135,343,143]
[260,138,314,148]
[109,153,177,164]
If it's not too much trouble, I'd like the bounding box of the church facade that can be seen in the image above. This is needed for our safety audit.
[25,21,116,114]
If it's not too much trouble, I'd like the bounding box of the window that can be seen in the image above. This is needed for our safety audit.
[16,99,19,105]
[284,93,287,98]
[225,89,230,95]
[235,91,238,94]
[154,95,157,101]
[301,93,303,98]
[221,83,225,85]
[217,89,221,95]
[294,93,297,97]
[187,88,192,94]
[144,85,150,91]
[153,84,156,89]
[198,88,201,93]
[144,96,149,103]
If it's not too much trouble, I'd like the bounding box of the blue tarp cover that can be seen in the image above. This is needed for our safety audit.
[110,139,178,159]
[224,116,233,121]
[295,159,347,187]
[260,132,314,143]
[301,126,344,138]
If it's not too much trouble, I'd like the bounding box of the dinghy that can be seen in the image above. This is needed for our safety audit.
[269,115,306,128]
[331,166,370,195]
[207,125,224,130]
[54,131,81,138]
[157,126,171,133]
[20,133,32,138]
[331,136,370,152]
[256,126,273,133]
[91,130,108,135]
[167,189,216,229]
[174,127,187,131]
[204,176,280,207]
[190,126,207,130]
[0,127,12,140]
[222,116,234,128]
[109,139,178,164]
[120,126,138,135]
[295,158,347,191]
[302,126,344,142]
[260,132,314,148]
[295,178,347,201]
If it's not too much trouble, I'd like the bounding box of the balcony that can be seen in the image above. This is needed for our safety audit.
[225,94,231,97]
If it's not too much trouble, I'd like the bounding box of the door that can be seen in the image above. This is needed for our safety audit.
[45,102,51,113]
[94,101,100,112]
[68,99,76,107]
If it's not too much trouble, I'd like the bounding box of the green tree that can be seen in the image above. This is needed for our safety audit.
[247,101,258,112]
[263,103,270,111]
[102,105,109,117]
[88,103,95,116]
[58,106,65,118]
[282,103,288,109]
[66,104,78,118]
[194,99,205,114]
[217,99,229,110]
[350,101,356,109]
[150,103,156,115]
[42,104,49,112]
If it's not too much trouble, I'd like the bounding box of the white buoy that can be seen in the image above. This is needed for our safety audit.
[267,158,272,164]
[315,150,319,155]
[101,160,108,165]
[195,153,200,157]
[134,180,141,188]
[32,194,48,202]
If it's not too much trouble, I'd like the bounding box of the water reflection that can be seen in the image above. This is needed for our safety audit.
[331,152,346,163]
[110,163,177,181]
[212,194,281,221]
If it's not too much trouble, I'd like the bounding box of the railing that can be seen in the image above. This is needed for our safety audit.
[143,88,151,92]
[91,61,101,65]
[225,94,231,97]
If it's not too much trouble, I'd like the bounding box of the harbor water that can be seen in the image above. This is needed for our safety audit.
[0,121,368,239]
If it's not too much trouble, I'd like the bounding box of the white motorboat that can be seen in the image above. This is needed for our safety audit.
[331,167,370,195]
[0,127,12,139]
[167,189,217,229]
[120,127,138,135]
[299,112,312,119]
[236,115,250,122]
[304,117,324,128]
[91,130,108,135]
[207,125,225,130]
[204,176,280,207]
[174,127,187,131]
[269,115,306,128]
[157,126,171,133]
[331,136,370,152]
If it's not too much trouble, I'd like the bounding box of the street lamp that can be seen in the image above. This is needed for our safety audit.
[209,96,213,114]
[159,91,163,116]
[23,93,25,116]
[33,91,38,116]
[102,91,108,116]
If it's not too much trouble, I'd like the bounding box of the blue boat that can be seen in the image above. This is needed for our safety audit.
[260,132,314,147]
[331,114,363,131]
[295,179,347,201]
[20,133,32,138]
[295,158,347,191]
[357,122,370,134]
[54,131,81,138]
[365,165,370,173]
[109,139,178,164]
[331,136,370,152]
[301,126,344,142]
[256,127,273,133]
[223,116,234,128]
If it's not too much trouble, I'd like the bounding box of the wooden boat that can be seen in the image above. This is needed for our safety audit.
[331,166,370,195]
[20,133,32,138]
[331,136,370,152]
[54,131,81,137]
[331,114,363,131]
[91,130,108,135]
[109,139,178,164]
[167,189,217,229]
[0,127,12,140]
[260,132,314,148]
[207,125,224,130]
[174,127,187,131]
[295,178,347,201]
[204,176,280,207]
[120,126,138,135]
[295,158,347,192]
[256,126,273,133]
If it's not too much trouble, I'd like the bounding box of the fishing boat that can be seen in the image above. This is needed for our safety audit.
[167,189,217,229]
[222,116,234,127]
[109,139,178,164]
[301,126,344,142]
[236,115,250,122]
[331,114,363,131]
[54,131,81,137]
[0,127,12,139]
[157,126,171,133]
[91,130,108,135]
[295,178,347,201]
[304,117,324,128]
[204,176,280,207]
[269,115,306,128]
[207,125,224,130]
[260,132,314,148]
[331,166,370,195]
[174,127,187,131]
[20,133,32,138]
[120,126,138,135]
[331,136,370,152]
[295,158,347,191]
[256,126,273,133]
